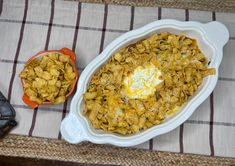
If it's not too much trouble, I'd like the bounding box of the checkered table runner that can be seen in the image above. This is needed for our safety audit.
[0,0,234,158]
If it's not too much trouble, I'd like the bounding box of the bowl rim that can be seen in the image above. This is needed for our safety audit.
[61,19,229,147]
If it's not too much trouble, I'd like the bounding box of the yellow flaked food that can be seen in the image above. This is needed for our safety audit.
[84,32,216,135]
[20,53,76,104]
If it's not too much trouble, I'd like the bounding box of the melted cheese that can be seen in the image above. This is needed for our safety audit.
[123,63,162,99]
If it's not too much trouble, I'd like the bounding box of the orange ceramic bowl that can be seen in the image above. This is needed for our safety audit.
[21,47,79,108]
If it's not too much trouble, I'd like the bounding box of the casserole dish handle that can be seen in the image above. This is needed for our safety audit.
[202,21,229,49]
[22,94,39,108]
[60,47,76,61]
[60,113,87,144]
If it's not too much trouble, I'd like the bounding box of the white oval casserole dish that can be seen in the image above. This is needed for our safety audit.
[60,19,229,147]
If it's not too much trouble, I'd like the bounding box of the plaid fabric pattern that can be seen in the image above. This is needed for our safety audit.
[0,0,234,157]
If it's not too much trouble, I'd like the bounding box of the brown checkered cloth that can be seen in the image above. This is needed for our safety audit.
[0,0,234,158]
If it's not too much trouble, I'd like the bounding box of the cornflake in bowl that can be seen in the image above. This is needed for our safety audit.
[83,32,215,135]
[20,48,78,108]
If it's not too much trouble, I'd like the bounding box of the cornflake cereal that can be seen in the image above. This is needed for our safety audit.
[84,32,215,135]
[20,52,76,104]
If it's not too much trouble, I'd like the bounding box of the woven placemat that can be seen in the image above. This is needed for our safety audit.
[68,0,235,13]
[0,134,234,165]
